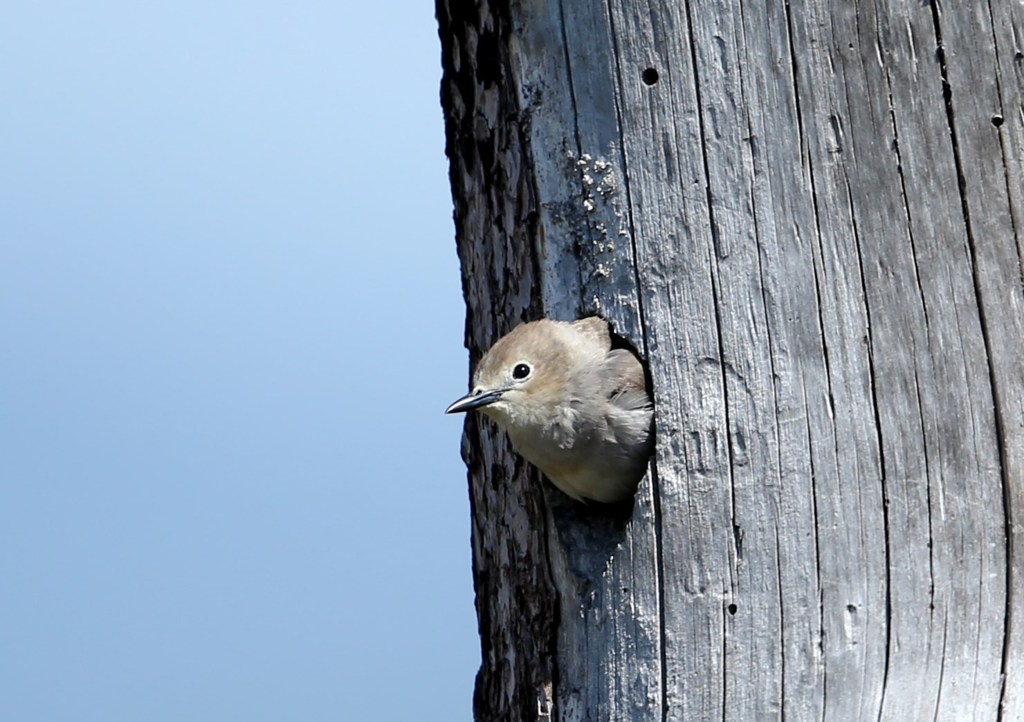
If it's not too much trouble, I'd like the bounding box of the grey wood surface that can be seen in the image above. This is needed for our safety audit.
[437,0,1024,719]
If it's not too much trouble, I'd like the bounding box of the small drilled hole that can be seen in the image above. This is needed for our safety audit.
[642,67,659,86]
[727,603,737,615]
[992,114,1004,127]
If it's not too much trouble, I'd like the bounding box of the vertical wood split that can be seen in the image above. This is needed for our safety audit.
[437,0,1024,719]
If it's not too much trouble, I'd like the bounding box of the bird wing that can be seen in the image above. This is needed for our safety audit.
[601,349,652,411]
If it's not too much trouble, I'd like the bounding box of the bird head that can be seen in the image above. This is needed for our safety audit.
[444,320,593,429]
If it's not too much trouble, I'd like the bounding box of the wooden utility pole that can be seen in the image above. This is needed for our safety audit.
[436,0,1024,719]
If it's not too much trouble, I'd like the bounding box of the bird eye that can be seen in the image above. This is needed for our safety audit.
[512,363,531,380]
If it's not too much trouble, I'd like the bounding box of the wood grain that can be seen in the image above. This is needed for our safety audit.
[438,0,1024,718]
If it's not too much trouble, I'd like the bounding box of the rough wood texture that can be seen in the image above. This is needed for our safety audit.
[436,2,557,719]
[438,0,1024,719]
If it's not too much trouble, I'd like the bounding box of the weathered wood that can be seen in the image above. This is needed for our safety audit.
[436,3,556,719]
[438,0,1024,719]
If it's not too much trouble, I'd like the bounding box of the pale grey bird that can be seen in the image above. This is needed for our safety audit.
[445,317,654,503]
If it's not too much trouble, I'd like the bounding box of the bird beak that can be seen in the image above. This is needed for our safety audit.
[445,389,504,414]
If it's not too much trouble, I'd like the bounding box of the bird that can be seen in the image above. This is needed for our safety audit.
[445,317,654,503]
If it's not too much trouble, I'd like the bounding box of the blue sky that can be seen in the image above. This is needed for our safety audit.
[0,2,478,720]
